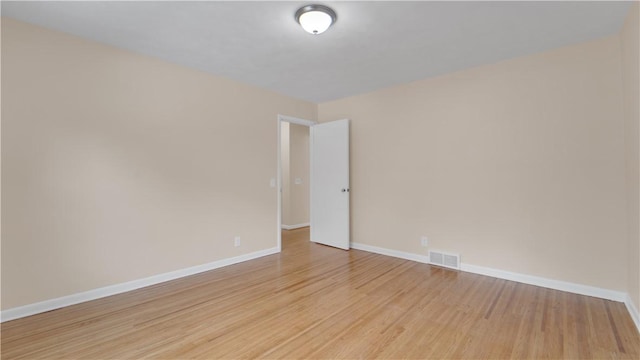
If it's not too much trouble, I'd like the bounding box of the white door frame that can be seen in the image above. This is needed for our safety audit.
[277,114,317,251]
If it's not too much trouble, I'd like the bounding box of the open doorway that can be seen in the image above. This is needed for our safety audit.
[277,115,315,251]
[281,121,310,231]
[281,121,310,250]
[277,115,351,252]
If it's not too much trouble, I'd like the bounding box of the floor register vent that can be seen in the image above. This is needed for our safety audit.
[428,250,460,270]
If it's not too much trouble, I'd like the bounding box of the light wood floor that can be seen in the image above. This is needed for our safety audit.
[2,227,639,359]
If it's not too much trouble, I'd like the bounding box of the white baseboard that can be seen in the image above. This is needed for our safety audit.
[354,239,636,332]
[350,242,430,264]
[4,242,638,335]
[459,263,627,302]
[625,294,640,334]
[281,223,310,230]
[0,247,279,323]
[351,242,628,304]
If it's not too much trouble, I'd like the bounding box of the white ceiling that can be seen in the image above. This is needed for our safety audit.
[1,1,632,103]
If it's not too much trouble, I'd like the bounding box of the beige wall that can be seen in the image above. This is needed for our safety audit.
[621,3,640,310]
[0,18,316,309]
[0,16,3,306]
[280,123,310,227]
[319,36,628,291]
[2,12,637,312]
[288,124,310,226]
[280,122,291,226]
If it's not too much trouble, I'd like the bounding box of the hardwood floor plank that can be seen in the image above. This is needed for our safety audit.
[2,227,639,359]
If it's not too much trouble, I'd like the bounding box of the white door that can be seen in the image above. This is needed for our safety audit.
[310,119,350,250]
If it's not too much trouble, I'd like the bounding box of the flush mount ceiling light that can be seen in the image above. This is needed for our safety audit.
[295,4,337,35]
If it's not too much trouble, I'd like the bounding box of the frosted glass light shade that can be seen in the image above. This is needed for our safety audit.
[299,11,332,34]
[295,5,337,35]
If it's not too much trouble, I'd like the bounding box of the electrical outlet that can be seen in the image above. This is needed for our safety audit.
[420,236,428,247]
[234,236,241,247]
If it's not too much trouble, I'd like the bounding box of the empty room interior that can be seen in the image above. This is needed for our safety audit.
[1,1,640,359]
